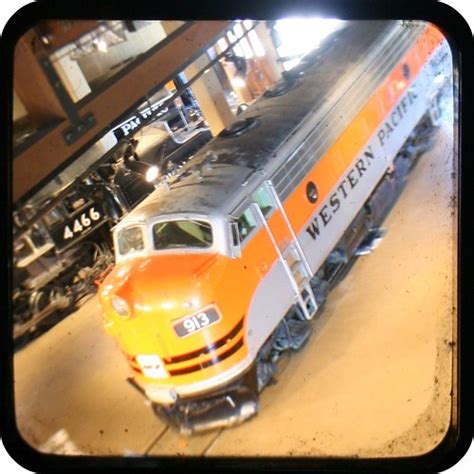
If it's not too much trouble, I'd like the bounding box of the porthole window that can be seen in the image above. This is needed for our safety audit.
[306,181,318,203]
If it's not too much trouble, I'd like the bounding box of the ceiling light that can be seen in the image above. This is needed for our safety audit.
[145,166,159,182]
[231,76,246,88]
[94,38,108,53]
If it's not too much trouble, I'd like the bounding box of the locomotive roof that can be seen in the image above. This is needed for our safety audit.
[123,20,417,224]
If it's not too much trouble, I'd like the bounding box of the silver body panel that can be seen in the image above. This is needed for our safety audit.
[116,21,425,229]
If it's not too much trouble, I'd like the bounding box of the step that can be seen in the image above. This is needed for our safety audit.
[283,252,302,267]
[354,228,387,256]
[326,248,347,265]
[290,261,308,275]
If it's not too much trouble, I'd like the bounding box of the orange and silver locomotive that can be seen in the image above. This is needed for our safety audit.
[99,20,451,434]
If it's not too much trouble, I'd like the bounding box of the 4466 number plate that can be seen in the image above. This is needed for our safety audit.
[51,203,105,250]
[62,205,102,240]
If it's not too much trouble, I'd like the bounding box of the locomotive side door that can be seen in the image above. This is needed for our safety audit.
[249,180,318,320]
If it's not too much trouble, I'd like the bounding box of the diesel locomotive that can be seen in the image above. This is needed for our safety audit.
[98,20,451,434]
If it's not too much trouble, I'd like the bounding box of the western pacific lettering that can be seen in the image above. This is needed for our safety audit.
[305,87,418,241]
[306,148,374,240]
[377,88,418,147]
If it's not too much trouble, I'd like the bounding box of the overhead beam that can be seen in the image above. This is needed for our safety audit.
[184,55,235,136]
[13,21,229,203]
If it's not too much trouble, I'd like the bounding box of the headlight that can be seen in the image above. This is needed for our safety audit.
[145,166,159,182]
[111,295,131,319]
[136,354,168,379]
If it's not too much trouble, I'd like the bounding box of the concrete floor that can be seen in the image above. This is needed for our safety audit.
[13,96,457,458]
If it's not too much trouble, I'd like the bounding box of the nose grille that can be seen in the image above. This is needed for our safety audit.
[164,316,244,365]
[163,316,245,376]
[126,316,245,377]
[167,337,244,376]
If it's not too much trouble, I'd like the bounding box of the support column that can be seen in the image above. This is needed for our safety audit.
[161,21,234,136]
[183,55,235,136]
[52,53,91,102]
[254,22,282,83]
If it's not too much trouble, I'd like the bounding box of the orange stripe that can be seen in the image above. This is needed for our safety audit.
[282,24,444,235]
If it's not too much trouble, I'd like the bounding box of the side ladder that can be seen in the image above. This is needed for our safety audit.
[250,180,318,321]
[281,241,318,320]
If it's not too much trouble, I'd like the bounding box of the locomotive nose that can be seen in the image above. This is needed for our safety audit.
[101,252,227,354]
[124,253,218,318]
[100,250,251,409]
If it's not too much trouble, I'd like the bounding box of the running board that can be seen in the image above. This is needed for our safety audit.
[354,228,387,256]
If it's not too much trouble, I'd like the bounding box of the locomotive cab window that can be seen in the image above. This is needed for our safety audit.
[117,226,145,256]
[30,225,47,248]
[152,219,213,250]
[236,207,257,242]
[252,185,275,217]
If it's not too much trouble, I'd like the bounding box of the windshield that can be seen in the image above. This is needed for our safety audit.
[152,219,213,251]
[117,226,145,256]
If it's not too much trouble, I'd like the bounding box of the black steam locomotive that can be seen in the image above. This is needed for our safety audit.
[12,104,212,344]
